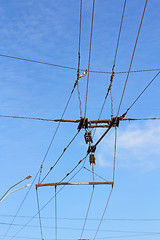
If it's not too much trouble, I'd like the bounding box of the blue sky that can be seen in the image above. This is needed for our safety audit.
[0,0,160,240]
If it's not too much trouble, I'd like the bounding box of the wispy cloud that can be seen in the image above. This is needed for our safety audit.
[95,121,160,171]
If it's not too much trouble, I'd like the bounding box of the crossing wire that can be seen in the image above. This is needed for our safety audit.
[0,114,57,121]
[9,156,87,240]
[117,0,148,117]
[124,71,160,116]
[93,127,117,240]
[36,189,44,240]
[84,0,95,118]
[2,215,160,221]
[93,0,126,137]
[55,186,57,240]
[80,165,95,239]
[1,232,160,240]
[83,167,108,182]
[2,221,160,234]
[40,130,80,183]
[1,53,159,74]
[76,0,83,117]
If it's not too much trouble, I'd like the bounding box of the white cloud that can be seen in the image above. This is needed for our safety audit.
[95,121,160,171]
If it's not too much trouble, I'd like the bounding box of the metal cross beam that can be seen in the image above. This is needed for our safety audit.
[36,181,114,188]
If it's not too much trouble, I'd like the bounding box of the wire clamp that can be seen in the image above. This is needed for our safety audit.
[78,118,88,130]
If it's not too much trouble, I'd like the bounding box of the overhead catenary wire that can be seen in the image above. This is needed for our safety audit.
[117,0,148,117]
[40,130,80,183]
[80,165,95,239]
[36,189,44,240]
[1,232,160,240]
[84,0,95,118]
[2,221,160,234]
[93,0,126,137]
[124,71,160,116]
[1,53,159,74]
[93,126,117,240]
[55,186,57,240]
[83,167,108,182]
[76,0,83,117]
[2,215,160,221]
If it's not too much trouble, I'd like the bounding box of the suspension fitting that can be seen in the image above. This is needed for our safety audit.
[77,118,88,130]
[84,131,93,144]
[87,145,96,154]
[89,153,96,165]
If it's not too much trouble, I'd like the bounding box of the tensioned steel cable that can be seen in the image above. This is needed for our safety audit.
[0,114,57,121]
[93,127,117,240]
[36,189,44,240]
[83,167,108,182]
[40,130,80,183]
[76,0,83,117]
[80,165,95,239]
[117,0,148,117]
[2,215,160,221]
[1,232,160,240]
[2,222,160,234]
[38,78,82,183]
[112,0,127,71]
[92,0,126,138]
[9,156,87,240]
[93,188,113,240]
[1,53,159,74]
[84,0,96,118]
[113,127,117,183]
[55,186,57,240]
[124,71,160,116]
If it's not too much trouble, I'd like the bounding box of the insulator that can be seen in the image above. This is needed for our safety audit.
[84,131,93,144]
[89,153,96,165]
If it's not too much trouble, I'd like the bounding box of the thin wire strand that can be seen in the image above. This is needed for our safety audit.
[76,0,83,117]
[36,189,44,240]
[113,127,117,183]
[84,0,95,118]
[83,167,108,182]
[1,53,159,74]
[93,126,117,240]
[125,71,160,115]
[93,188,113,240]
[112,0,127,71]
[55,186,57,240]
[93,0,126,138]
[38,80,80,182]
[80,164,95,239]
[41,131,80,183]
[0,114,57,121]
[117,0,148,117]
[2,215,160,221]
